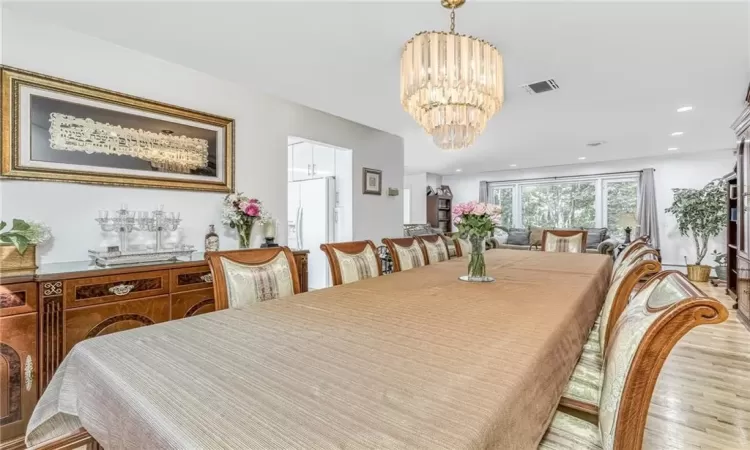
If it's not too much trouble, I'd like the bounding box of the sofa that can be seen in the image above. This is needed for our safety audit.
[496,226,618,255]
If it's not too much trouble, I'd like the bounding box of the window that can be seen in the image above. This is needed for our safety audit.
[488,174,639,234]
[604,179,638,239]
[521,181,596,228]
[490,186,514,229]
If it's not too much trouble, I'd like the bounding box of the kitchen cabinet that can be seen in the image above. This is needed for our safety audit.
[311,145,335,178]
[289,142,337,180]
[292,142,314,181]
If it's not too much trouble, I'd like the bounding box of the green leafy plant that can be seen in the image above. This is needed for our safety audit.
[665,178,727,265]
[0,219,52,255]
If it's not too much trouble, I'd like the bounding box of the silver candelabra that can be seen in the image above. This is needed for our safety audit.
[90,204,194,266]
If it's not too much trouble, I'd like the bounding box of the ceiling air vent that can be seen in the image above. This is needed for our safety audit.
[521,79,559,95]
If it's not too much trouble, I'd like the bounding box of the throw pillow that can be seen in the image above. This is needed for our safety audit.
[506,228,530,246]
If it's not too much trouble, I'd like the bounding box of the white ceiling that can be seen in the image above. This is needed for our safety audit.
[6,1,749,175]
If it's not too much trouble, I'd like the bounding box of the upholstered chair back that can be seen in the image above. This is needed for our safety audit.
[453,237,471,257]
[206,247,300,310]
[541,230,589,253]
[320,240,382,286]
[598,251,661,358]
[611,245,660,281]
[612,242,648,273]
[416,235,450,264]
[382,237,428,272]
[597,271,727,450]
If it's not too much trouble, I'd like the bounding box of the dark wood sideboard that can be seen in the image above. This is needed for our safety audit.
[0,250,309,450]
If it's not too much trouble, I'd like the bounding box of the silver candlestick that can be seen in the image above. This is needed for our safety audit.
[90,204,194,266]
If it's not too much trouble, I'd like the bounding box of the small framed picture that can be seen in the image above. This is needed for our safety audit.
[362,168,382,195]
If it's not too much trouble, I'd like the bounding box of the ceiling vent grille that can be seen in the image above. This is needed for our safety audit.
[521,79,560,95]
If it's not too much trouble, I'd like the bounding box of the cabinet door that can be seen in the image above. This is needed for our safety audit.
[0,313,38,447]
[312,145,335,178]
[65,295,170,354]
[171,288,215,319]
[292,142,313,181]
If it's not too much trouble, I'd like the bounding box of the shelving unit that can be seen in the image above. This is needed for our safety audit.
[727,169,738,301]
[426,193,453,233]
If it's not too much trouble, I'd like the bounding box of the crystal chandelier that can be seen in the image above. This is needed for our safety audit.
[400,0,504,150]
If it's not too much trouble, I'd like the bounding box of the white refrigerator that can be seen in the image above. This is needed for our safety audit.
[288,177,336,290]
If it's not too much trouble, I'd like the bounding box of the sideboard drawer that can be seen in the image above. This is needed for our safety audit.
[64,270,169,308]
[0,282,37,316]
[170,265,213,293]
[64,294,171,354]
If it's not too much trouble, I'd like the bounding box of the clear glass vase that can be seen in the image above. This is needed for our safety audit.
[459,235,495,282]
[237,220,254,249]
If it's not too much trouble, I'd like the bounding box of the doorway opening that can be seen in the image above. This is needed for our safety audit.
[287,136,352,289]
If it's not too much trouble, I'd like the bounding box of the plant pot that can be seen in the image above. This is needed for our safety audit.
[686,264,711,282]
[714,265,727,281]
[0,244,37,272]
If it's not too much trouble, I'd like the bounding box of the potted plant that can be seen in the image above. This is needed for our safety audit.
[712,250,727,280]
[665,178,727,282]
[0,219,52,271]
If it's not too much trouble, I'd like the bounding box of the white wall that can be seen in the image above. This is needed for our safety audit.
[426,173,443,190]
[443,150,735,267]
[0,9,404,263]
[403,173,427,224]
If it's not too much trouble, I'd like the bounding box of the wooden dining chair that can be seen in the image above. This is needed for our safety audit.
[381,237,428,272]
[540,271,727,449]
[416,235,450,263]
[206,247,300,310]
[612,240,649,272]
[541,229,588,253]
[453,236,471,257]
[559,251,661,419]
[320,240,382,286]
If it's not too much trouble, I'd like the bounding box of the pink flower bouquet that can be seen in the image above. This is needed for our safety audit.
[452,201,502,281]
[221,193,269,248]
[452,201,501,238]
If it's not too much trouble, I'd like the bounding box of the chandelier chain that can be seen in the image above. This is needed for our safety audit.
[450,7,456,34]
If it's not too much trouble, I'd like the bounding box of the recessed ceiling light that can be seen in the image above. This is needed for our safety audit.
[668,147,679,151]
[677,106,693,112]
[509,164,517,168]
[578,157,587,160]
[455,168,462,172]
[671,132,684,136]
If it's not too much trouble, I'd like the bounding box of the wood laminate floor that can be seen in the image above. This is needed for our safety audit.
[643,282,750,449]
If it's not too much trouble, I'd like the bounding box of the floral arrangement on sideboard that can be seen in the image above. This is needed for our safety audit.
[221,193,269,248]
[0,219,52,270]
[452,201,502,281]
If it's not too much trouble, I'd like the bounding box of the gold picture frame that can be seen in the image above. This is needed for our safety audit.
[1,66,235,192]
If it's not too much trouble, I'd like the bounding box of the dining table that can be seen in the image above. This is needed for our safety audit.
[26,249,612,450]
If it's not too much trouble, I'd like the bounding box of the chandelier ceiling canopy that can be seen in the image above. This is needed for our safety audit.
[400,0,504,150]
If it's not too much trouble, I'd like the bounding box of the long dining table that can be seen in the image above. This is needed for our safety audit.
[26,249,612,450]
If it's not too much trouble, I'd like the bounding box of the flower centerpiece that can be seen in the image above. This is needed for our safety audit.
[221,193,269,248]
[0,219,52,271]
[453,201,501,282]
